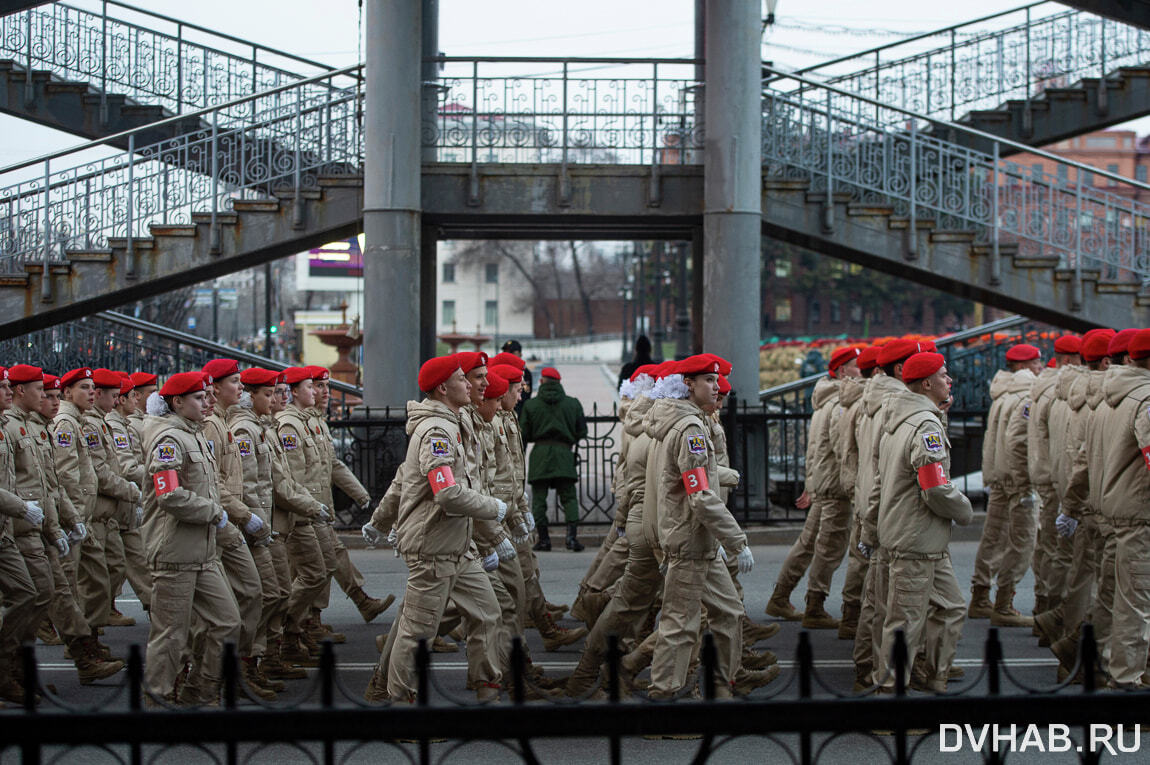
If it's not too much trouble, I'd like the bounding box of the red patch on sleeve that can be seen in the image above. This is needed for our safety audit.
[917,463,947,490]
[153,470,179,496]
[1142,445,1150,472]
[681,467,709,495]
[428,466,456,495]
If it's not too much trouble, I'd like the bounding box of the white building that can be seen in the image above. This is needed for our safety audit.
[437,241,534,351]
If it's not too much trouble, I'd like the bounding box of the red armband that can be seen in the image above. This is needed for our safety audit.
[153,470,179,496]
[1142,445,1150,472]
[917,463,947,490]
[681,467,709,495]
[428,466,456,495]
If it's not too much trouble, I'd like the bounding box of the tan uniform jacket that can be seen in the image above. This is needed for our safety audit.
[307,408,372,509]
[127,412,149,468]
[106,408,145,527]
[276,404,329,508]
[611,399,633,503]
[490,411,527,535]
[393,398,501,561]
[497,409,531,526]
[875,389,972,556]
[834,377,866,502]
[0,425,28,544]
[1025,367,1060,487]
[463,406,507,554]
[263,414,323,532]
[641,399,669,553]
[228,405,274,539]
[708,412,740,503]
[51,402,98,521]
[616,396,655,527]
[141,414,224,570]
[650,397,747,560]
[31,410,79,531]
[84,406,140,521]
[995,370,1036,492]
[858,374,905,548]
[1063,370,1107,519]
[980,370,1015,487]
[203,407,254,531]
[4,407,63,544]
[805,377,844,499]
[1100,365,1150,523]
[1048,366,1083,499]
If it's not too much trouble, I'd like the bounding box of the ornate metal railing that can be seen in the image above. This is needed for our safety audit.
[425,57,703,166]
[774,1,1150,126]
[763,67,1150,289]
[0,0,354,118]
[0,63,362,274]
[0,625,1130,765]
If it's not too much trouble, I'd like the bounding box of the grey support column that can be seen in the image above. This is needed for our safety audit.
[702,0,762,396]
[420,224,438,363]
[363,0,423,407]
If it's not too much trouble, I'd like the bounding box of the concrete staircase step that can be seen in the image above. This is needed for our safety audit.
[1054,267,1101,282]
[1116,66,1150,79]
[272,187,322,201]
[0,273,30,287]
[44,81,92,95]
[888,216,937,230]
[1097,281,1140,294]
[191,212,238,225]
[66,250,113,262]
[231,199,281,213]
[1011,254,1061,268]
[106,237,155,250]
[929,230,977,243]
[318,175,365,187]
[804,191,853,204]
[763,178,811,191]
[1039,88,1088,103]
[148,224,198,238]
[846,203,895,217]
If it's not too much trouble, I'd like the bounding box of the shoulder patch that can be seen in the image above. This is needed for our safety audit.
[686,434,707,454]
[429,436,451,457]
[206,439,215,457]
[1021,403,1030,420]
[113,434,129,449]
[236,438,252,456]
[281,434,298,451]
[55,431,72,448]
[922,432,943,452]
[156,443,176,463]
[85,432,100,449]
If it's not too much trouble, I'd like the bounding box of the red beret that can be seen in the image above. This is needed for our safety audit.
[282,367,312,385]
[129,372,158,388]
[652,361,680,379]
[857,346,882,371]
[540,367,561,380]
[701,353,733,376]
[90,368,121,389]
[1129,329,1150,361]
[1109,328,1140,357]
[484,370,509,399]
[7,365,43,384]
[202,358,239,381]
[119,377,134,395]
[43,374,60,390]
[1080,329,1116,362]
[240,367,280,387]
[0,367,6,381]
[455,352,489,374]
[828,347,861,376]
[902,352,945,384]
[419,356,461,393]
[717,375,731,395]
[877,339,921,368]
[160,371,208,396]
[61,367,93,388]
[1053,335,1081,354]
[630,364,659,382]
[919,339,938,352]
[488,364,523,384]
[489,352,526,370]
[678,355,722,376]
[1004,343,1040,362]
[305,365,330,381]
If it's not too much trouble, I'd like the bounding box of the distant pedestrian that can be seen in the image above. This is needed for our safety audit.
[500,340,533,415]
[619,335,657,391]
[520,368,588,552]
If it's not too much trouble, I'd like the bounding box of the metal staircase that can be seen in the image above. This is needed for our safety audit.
[0,56,1146,339]
[774,1,1150,151]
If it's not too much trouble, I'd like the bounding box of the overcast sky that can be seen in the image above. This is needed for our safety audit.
[5,0,1148,165]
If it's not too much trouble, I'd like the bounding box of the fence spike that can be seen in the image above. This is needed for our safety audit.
[606,633,621,703]
[320,639,335,708]
[510,636,526,705]
[702,632,717,701]
[797,630,813,698]
[222,641,238,709]
[985,627,1001,695]
[1081,623,1097,694]
[128,644,143,712]
[892,629,908,696]
[416,637,430,705]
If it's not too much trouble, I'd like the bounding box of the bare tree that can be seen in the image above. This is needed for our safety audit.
[568,241,595,336]
[454,241,558,338]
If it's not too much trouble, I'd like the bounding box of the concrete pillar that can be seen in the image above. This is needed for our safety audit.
[420,224,438,362]
[420,0,439,164]
[363,0,422,407]
[702,0,762,397]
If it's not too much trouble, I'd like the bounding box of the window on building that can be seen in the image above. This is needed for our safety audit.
[1085,135,1117,148]
[1079,212,1093,230]
[485,263,499,284]
[484,300,498,326]
[1080,168,1093,186]
[1107,164,1119,182]
[850,304,863,323]
[774,257,791,278]
[810,299,821,324]
[442,263,455,283]
[774,297,792,322]
[1032,163,1044,181]
[442,300,456,325]
[1137,165,1148,183]
[830,300,841,323]
[1057,165,1068,183]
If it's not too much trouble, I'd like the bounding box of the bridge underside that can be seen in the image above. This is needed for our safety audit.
[1059,0,1150,29]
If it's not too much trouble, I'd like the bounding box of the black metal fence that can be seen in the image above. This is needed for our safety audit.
[0,626,1130,765]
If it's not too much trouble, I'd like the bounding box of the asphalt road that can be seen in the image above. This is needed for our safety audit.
[6,540,1140,764]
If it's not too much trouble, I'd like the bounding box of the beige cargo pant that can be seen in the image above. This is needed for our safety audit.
[840,515,869,609]
[1089,519,1117,673]
[879,553,965,691]
[13,536,54,644]
[1034,483,1072,609]
[310,521,339,610]
[108,524,152,610]
[284,522,328,635]
[1057,513,1103,644]
[77,518,113,628]
[217,525,262,657]
[249,541,288,658]
[1108,524,1150,687]
[46,545,90,640]
[854,547,889,685]
[387,556,502,701]
[775,495,852,597]
[0,538,44,677]
[650,555,743,697]
[144,562,240,700]
[265,540,292,640]
[995,486,1039,593]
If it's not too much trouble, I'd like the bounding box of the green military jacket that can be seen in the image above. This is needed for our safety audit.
[520,379,588,482]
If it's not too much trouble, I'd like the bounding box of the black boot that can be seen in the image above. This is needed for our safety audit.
[565,522,584,552]
[533,525,552,552]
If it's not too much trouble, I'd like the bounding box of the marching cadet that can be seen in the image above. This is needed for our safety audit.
[1105,329,1150,688]
[140,372,241,706]
[303,366,394,626]
[766,346,861,629]
[875,352,972,693]
[978,344,1043,628]
[200,359,268,699]
[126,372,158,453]
[4,365,121,685]
[835,344,880,640]
[647,355,753,699]
[275,367,334,664]
[104,373,151,621]
[385,356,508,703]
[1026,336,1080,625]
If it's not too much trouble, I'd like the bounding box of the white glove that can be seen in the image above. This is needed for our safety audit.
[1056,513,1078,538]
[512,522,530,545]
[524,513,536,532]
[617,525,626,538]
[658,561,668,576]
[1020,491,1038,509]
[494,499,507,524]
[362,523,383,546]
[495,538,517,562]
[70,522,88,543]
[23,501,43,528]
[128,481,141,503]
[216,511,229,529]
[55,536,69,557]
[737,546,754,575]
[718,546,728,561]
[858,541,873,559]
[134,506,144,529]
[482,551,500,571]
[317,505,331,522]
[244,515,265,535]
[386,527,398,547]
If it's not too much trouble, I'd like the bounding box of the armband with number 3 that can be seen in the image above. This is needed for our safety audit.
[681,467,709,495]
